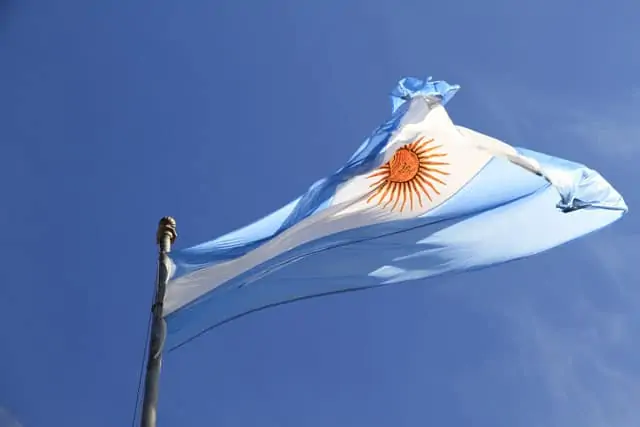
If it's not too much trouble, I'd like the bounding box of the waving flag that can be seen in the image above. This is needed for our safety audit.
[164,77,627,349]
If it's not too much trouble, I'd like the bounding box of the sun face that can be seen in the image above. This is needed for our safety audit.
[366,137,449,212]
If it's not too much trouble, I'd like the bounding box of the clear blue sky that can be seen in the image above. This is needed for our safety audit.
[1,0,638,426]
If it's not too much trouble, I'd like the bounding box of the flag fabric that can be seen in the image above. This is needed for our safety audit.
[164,76,627,350]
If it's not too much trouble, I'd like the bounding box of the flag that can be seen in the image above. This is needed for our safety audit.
[164,77,627,349]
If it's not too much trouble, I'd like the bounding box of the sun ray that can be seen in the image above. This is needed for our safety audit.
[391,188,402,211]
[424,161,449,167]
[369,175,389,188]
[414,144,443,155]
[425,153,447,159]
[423,166,450,176]
[412,137,433,147]
[382,183,398,208]
[368,168,389,178]
[413,177,432,201]
[366,185,384,204]
[410,136,424,146]
[409,181,423,207]
[419,171,447,186]
[376,181,393,207]
[400,184,408,212]
[406,182,414,211]
[415,173,440,195]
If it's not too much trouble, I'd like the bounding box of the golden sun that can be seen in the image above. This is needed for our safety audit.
[366,137,449,212]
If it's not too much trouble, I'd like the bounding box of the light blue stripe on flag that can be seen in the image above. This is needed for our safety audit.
[164,77,627,350]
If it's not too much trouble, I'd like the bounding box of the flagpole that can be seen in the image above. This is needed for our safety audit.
[140,216,177,427]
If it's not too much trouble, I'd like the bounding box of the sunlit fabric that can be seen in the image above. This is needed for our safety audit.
[164,77,627,350]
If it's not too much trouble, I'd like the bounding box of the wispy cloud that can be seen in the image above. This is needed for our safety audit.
[0,407,22,427]
[462,75,640,162]
[509,303,640,427]
[560,90,640,158]
[498,230,640,427]
[585,231,640,302]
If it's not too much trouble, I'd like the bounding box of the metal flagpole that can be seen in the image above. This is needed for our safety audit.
[140,216,177,427]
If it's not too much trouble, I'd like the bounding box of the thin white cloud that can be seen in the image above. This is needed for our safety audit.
[498,231,640,427]
[585,231,640,303]
[561,92,640,158]
[508,303,640,427]
[0,407,22,427]
[461,75,640,161]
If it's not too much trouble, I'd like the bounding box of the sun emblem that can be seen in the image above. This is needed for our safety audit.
[366,137,449,212]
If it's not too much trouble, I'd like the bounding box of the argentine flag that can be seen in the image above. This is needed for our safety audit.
[164,77,627,349]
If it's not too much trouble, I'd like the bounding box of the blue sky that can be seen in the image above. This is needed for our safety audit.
[1,0,638,426]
